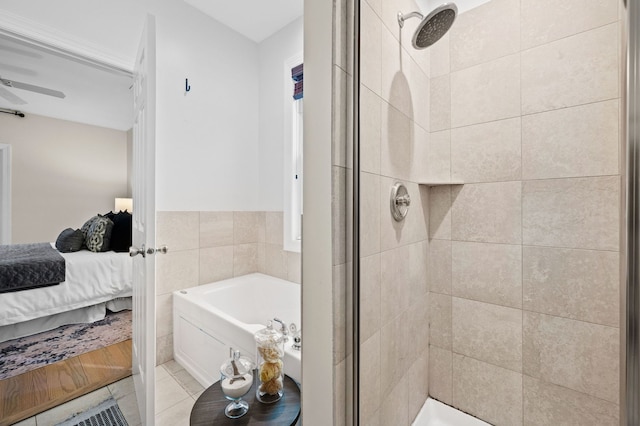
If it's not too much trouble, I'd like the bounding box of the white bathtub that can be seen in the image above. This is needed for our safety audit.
[173,273,301,387]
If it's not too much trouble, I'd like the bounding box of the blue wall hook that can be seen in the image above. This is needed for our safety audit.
[185,78,191,93]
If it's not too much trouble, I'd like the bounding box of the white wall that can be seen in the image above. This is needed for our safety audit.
[0,113,128,243]
[257,17,303,211]
[153,1,260,211]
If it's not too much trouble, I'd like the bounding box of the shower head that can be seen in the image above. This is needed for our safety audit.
[397,3,458,49]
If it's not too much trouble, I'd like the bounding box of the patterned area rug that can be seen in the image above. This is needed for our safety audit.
[0,310,131,380]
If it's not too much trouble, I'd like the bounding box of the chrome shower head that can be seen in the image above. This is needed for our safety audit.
[397,3,458,50]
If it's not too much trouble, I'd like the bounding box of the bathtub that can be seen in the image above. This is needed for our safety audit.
[173,273,301,388]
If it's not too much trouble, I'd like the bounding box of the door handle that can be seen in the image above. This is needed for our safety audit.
[129,244,146,257]
[146,245,168,255]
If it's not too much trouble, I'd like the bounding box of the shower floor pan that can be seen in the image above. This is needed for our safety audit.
[413,398,491,426]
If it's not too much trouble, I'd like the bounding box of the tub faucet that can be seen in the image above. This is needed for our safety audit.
[273,318,289,342]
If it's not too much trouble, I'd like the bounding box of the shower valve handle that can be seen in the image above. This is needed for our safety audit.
[395,194,411,206]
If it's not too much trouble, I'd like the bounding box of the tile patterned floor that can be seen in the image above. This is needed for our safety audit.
[14,360,204,426]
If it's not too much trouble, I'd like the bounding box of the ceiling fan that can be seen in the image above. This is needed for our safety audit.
[0,75,65,105]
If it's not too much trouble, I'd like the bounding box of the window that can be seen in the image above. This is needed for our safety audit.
[284,56,303,252]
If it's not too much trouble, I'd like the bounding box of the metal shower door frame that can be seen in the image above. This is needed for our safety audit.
[626,0,640,424]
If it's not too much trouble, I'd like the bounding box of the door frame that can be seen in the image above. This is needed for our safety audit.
[0,11,132,73]
[0,144,10,244]
[0,12,157,416]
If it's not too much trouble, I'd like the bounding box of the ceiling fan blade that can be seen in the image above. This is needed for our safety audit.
[7,80,65,99]
[1,78,65,99]
[0,86,27,105]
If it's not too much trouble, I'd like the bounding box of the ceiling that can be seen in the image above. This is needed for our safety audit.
[183,0,303,43]
[0,2,302,131]
[0,34,133,131]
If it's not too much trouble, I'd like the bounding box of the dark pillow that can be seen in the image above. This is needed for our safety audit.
[55,228,85,253]
[80,215,100,239]
[109,211,132,253]
[85,216,114,252]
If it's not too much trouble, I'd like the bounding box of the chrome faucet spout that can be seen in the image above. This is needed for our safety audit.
[273,317,290,342]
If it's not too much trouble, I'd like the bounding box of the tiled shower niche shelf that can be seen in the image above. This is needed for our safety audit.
[418,180,464,187]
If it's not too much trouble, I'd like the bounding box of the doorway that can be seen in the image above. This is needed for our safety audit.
[0,27,142,425]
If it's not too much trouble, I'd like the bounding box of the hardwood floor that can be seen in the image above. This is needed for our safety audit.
[0,339,132,426]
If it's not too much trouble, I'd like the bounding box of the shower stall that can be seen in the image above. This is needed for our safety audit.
[304,0,634,424]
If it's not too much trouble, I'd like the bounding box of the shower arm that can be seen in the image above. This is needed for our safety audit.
[397,11,424,28]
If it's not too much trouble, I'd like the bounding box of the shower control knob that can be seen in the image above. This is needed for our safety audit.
[396,194,411,206]
[390,182,411,222]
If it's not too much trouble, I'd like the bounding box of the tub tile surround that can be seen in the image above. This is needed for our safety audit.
[155,210,301,365]
[422,0,621,424]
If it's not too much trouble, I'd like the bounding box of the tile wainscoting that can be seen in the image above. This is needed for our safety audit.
[154,211,301,365]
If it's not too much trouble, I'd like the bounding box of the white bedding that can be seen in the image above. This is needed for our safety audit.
[0,247,132,327]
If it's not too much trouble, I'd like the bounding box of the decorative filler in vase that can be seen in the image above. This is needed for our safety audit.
[254,321,285,403]
[220,349,254,418]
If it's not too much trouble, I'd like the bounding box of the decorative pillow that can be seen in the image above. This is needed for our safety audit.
[85,216,114,252]
[55,228,85,253]
[109,211,132,253]
[80,215,100,239]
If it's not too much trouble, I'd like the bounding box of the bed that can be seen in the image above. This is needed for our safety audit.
[0,244,132,343]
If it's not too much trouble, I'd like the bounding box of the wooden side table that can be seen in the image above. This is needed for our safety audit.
[190,375,300,425]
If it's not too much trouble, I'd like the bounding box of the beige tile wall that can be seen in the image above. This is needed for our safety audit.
[359,0,431,423]
[154,211,301,365]
[427,1,621,425]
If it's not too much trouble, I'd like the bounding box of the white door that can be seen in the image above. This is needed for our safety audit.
[132,14,157,425]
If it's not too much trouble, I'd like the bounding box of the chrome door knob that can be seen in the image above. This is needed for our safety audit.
[146,245,168,255]
[129,245,146,257]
